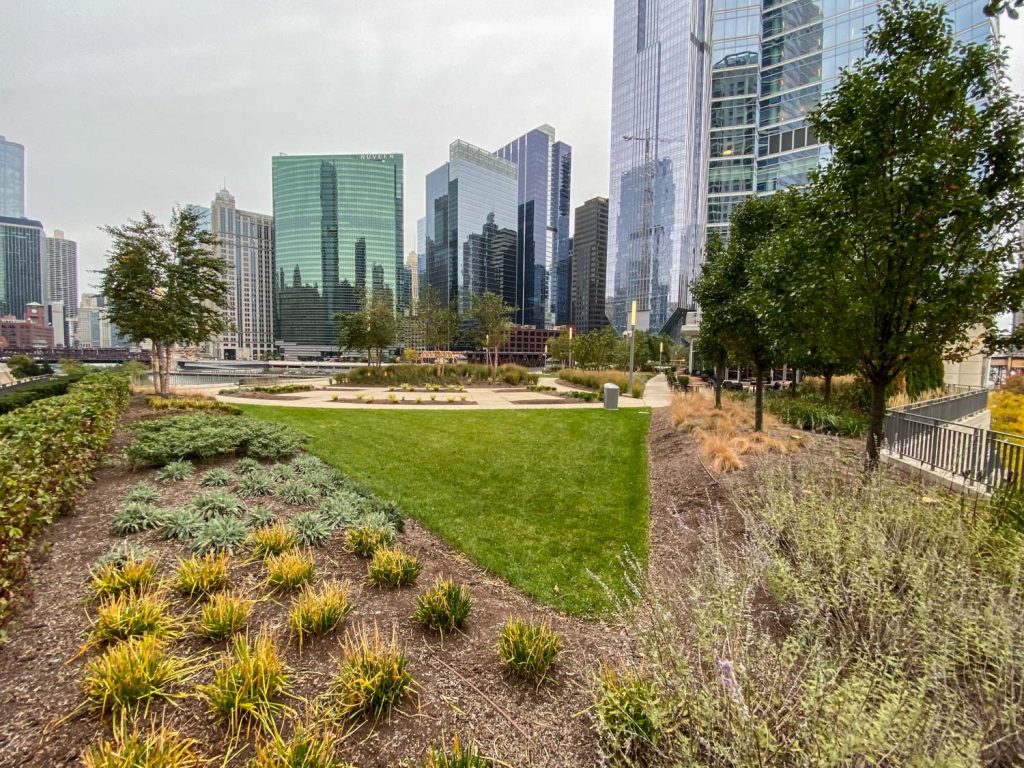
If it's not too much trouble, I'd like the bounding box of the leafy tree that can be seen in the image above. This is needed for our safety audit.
[548,328,572,365]
[6,354,51,379]
[469,291,515,380]
[808,0,1024,466]
[57,358,88,377]
[100,207,227,396]
[693,234,731,409]
[338,289,397,368]
[416,286,459,376]
[338,303,371,363]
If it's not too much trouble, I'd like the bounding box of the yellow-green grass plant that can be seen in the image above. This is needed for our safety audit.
[197,591,253,642]
[81,721,202,768]
[83,635,196,715]
[497,616,563,681]
[251,714,355,768]
[265,549,316,591]
[175,552,229,597]
[330,624,415,721]
[345,524,395,557]
[288,580,353,649]
[413,576,472,634]
[88,591,178,646]
[422,735,492,767]
[90,555,159,599]
[594,664,663,767]
[197,631,291,732]
[367,546,422,588]
[249,522,297,558]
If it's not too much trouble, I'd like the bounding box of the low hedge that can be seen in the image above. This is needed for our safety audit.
[763,393,868,437]
[0,372,87,414]
[0,372,130,628]
[336,363,537,387]
[146,395,242,415]
[558,368,648,399]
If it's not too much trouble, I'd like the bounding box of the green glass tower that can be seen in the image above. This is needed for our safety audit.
[272,153,403,357]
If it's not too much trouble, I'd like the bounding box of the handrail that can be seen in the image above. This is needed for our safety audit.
[0,374,55,391]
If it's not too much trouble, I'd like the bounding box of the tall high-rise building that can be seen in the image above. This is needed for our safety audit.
[494,126,572,328]
[405,249,419,312]
[0,135,25,219]
[209,189,274,361]
[44,230,78,318]
[705,0,993,248]
[607,0,713,335]
[272,153,404,358]
[571,197,610,335]
[0,215,44,317]
[76,293,127,348]
[424,141,518,316]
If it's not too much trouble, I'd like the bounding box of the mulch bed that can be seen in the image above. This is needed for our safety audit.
[226,392,312,401]
[327,399,477,406]
[0,401,624,767]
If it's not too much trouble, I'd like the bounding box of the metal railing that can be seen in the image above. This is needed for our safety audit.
[0,374,54,391]
[890,386,989,423]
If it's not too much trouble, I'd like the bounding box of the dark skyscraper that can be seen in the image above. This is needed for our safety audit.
[0,215,44,318]
[272,153,403,358]
[571,198,610,335]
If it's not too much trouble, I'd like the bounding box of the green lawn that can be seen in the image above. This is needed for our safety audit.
[240,406,650,614]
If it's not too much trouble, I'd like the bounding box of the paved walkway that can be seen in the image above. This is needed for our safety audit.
[213,373,676,412]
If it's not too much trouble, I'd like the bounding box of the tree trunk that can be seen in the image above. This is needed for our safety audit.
[160,344,172,396]
[714,352,726,409]
[823,365,834,404]
[492,346,499,382]
[151,342,162,395]
[865,377,889,470]
[754,362,765,432]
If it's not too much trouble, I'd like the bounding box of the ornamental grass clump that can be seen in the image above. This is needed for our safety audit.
[414,576,472,634]
[200,467,235,487]
[238,470,274,498]
[191,515,248,555]
[330,625,415,721]
[235,457,262,475]
[497,617,563,680]
[290,510,332,547]
[124,481,161,505]
[175,552,229,597]
[251,719,353,768]
[198,632,290,731]
[154,460,195,483]
[367,547,422,588]
[594,665,663,767]
[276,478,320,507]
[159,508,204,542]
[90,554,159,599]
[288,580,353,649]
[422,736,492,767]
[89,591,177,645]
[245,504,277,530]
[81,722,201,768]
[189,490,244,519]
[265,550,316,590]
[317,492,363,529]
[289,454,327,475]
[345,524,395,557]
[83,635,193,714]
[249,523,297,557]
[112,501,165,535]
[198,591,253,641]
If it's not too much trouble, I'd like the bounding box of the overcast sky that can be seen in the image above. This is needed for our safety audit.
[1,1,1022,294]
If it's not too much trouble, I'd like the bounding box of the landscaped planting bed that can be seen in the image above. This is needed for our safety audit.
[0,403,619,767]
[335,364,538,387]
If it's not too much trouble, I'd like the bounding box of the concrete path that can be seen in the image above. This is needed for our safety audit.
[642,374,672,408]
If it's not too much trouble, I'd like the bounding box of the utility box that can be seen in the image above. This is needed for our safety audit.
[603,383,620,410]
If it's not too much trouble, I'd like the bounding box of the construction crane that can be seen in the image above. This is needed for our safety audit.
[622,132,685,318]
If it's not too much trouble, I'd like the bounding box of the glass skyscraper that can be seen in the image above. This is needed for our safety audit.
[272,153,404,358]
[424,141,518,317]
[706,0,994,243]
[0,215,44,318]
[0,136,25,220]
[494,126,572,328]
[607,0,714,334]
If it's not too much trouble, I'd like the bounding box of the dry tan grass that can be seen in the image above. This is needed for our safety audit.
[671,392,795,473]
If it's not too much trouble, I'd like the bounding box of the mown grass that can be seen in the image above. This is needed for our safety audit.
[239,407,650,615]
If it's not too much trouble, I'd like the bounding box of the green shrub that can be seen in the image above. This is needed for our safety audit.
[291,510,333,547]
[346,524,396,557]
[125,414,306,467]
[81,722,201,768]
[191,516,248,554]
[155,460,195,483]
[235,457,262,475]
[558,368,648,399]
[763,393,868,437]
[276,478,320,506]
[594,665,663,766]
[497,617,563,680]
[146,395,241,415]
[0,373,129,625]
[289,454,327,475]
[335,363,537,387]
[238,470,274,498]
[0,372,86,415]
[112,501,165,535]
[422,737,491,767]
[317,492,363,529]
[363,496,405,533]
[247,383,315,394]
[288,580,352,648]
[160,508,204,541]
[176,552,229,597]
[330,625,415,720]
[200,467,236,487]
[305,467,345,495]
[124,481,161,505]
[414,576,472,633]
[367,547,422,588]
[83,635,193,714]
[198,632,290,731]
[245,505,277,530]
[189,490,244,519]
[197,592,253,641]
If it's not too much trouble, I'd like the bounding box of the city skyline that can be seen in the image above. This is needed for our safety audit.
[1,2,1022,300]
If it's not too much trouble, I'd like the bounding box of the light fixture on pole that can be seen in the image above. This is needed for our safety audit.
[568,326,574,369]
[659,340,664,368]
[628,300,637,396]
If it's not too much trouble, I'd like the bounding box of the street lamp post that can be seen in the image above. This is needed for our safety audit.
[628,300,637,396]
[659,340,664,368]
[568,326,574,369]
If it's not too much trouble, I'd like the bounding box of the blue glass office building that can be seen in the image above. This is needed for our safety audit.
[0,215,44,318]
[424,141,519,317]
[272,153,403,357]
[706,0,995,243]
[0,136,25,220]
[607,0,714,334]
[495,126,572,328]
